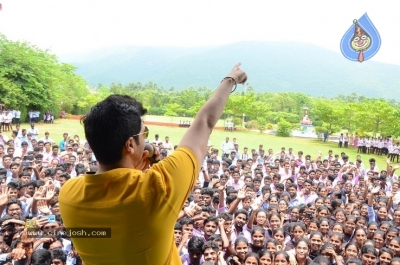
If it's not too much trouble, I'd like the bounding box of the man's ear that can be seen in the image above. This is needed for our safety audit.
[125,138,135,154]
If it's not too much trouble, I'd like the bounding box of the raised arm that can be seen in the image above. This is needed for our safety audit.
[387,158,392,176]
[179,63,247,166]
[228,186,246,214]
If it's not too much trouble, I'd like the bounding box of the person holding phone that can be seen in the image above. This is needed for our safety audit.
[59,64,247,265]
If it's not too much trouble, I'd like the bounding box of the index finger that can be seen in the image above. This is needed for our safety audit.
[233,62,241,70]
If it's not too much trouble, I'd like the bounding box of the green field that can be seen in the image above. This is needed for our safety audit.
[7,118,390,170]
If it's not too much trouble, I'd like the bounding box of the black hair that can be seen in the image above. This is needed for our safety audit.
[44,168,55,177]
[234,209,248,220]
[245,252,260,262]
[252,226,266,236]
[219,212,233,221]
[346,258,362,265]
[59,173,71,180]
[36,179,45,187]
[201,240,219,253]
[234,236,249,247]
[209,234,222,242]
[82,95,147,165]
[201,188,214,197]
[204,216,218,226]
[50,248,67,263]
[361,245,378,257]
[188,236,204,254]
[274,250,290,262]
[174,223,182,231]
[380,247,394,259]
[31,249,52,265]
[75,163,86,175]
[391,258,400,265]
[313,256,331,265]
[7,182,20,190]
[6,199,22,211]
[179,218,194,226]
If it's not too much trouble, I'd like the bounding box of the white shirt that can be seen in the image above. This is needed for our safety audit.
[163,141,173,155]
[221,141,234,155]
[40,137,54,144]
[28,128,39,139]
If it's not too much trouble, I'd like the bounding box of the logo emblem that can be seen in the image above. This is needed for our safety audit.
[340,13,381,63]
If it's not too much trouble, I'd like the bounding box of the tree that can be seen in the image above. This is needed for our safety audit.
[0,34,89,120]
[354,99,398,137]
[313,99,343,133]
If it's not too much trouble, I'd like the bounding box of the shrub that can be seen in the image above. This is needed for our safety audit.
[245,120,258,130]
[276,118,292,137]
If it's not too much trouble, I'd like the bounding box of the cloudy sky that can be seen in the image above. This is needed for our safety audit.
[0,0,399,65]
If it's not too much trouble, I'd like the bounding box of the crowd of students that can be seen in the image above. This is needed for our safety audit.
[0,124,97,265]
[0,120,399,265]
[173,137,400,265]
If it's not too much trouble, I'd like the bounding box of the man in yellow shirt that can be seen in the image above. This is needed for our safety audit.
[59,63,247,264]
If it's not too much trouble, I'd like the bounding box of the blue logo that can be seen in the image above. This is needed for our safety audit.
[340,13,381,63]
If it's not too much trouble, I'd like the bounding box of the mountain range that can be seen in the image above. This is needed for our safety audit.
[60,42,400,100]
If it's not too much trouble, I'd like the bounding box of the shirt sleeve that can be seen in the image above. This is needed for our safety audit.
[368,206,376,223]
[149,147,199,214]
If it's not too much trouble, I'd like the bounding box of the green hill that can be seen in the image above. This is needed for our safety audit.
[60,42,400,100]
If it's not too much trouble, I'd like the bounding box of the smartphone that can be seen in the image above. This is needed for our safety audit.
[24,155,34,161]
[47,215,56,223]
[306,213,313,219]
[21,161,32,167]
[200,196,204,200]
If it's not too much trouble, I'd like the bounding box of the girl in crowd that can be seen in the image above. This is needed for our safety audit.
[319,218,330,243]
[373,230,386,250]
[273,251,291,265]
[273,228,287,249]
[360,245,378,265]
[249,226,265,253]
[309,232,324,260]
[285,222,306,250]
[366,222,378,240]
[229,237,249,264]
[265,213,282,239]
[385,227,398,247]
[353,228,367,251]
[343,215,357,243]
[243,252,259,265]
[319,243,344,265]
[388,237,400,258]
[343,243,359,263]
[258,251,272,265]
[294,239,312,265]
[247,209,268,231]
[379,248,394,265]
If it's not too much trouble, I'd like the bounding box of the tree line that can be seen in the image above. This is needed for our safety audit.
[0,34,88,121]
[1,34,399,138]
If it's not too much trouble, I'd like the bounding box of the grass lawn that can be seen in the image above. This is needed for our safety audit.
[7,118,390,170]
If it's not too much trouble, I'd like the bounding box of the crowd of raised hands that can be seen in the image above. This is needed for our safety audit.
[0,179,78,264]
